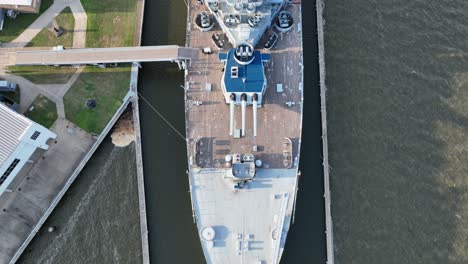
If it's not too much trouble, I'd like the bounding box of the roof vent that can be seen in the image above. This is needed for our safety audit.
[231,66,239,78]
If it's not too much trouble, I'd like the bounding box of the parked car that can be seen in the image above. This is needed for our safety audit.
[0,80,17,92]
[0,95,19,112]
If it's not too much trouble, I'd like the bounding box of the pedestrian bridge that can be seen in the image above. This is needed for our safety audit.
[3,45,197,66]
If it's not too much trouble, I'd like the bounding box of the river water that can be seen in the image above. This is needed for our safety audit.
[139,0,326,263]
[325,1,468,264]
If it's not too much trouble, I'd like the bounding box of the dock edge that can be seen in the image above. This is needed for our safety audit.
[316,1,335,264]
[132,0,151,263]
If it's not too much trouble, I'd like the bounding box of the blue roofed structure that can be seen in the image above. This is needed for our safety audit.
[219,46,270,104]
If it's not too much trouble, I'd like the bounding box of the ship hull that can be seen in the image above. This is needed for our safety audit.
[184,1,304,263]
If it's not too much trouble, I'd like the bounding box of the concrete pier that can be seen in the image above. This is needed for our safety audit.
[316,0,335,263]
[131,0,151,263]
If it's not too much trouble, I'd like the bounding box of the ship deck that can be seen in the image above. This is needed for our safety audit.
[185,1,304,263]
[190,168,298,263]
[185,1,304,170]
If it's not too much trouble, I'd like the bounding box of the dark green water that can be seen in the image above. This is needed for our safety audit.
[139,0,326,263]
[325,1,468,263]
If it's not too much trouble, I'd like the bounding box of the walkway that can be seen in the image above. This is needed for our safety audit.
[0,67,83,116]
[0,0,87,114]
[69,0,87,48]
[8,46,196,66]
[3,0,87,49]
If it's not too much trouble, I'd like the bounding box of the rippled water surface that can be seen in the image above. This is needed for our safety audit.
[325,1,468,263]
[19,139,142,264]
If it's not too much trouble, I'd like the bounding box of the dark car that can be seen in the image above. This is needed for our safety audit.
[0,80,17,92]
[0,95,19,112]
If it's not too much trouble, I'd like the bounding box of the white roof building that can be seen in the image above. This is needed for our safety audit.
[0,103,56,195]
[0,0,33,5]
[0,0,41,13]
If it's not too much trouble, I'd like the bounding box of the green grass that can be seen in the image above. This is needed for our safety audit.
[0,85,20,103]
[63,65,131,134]
[67,0,136,134]
[24,94,57,128]
[7,65,77,84]
[81,0,137,48]
[27,7,75,48]
[0,0,54,43]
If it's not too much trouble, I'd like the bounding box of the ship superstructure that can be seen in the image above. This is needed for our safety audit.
[185,0,303,263]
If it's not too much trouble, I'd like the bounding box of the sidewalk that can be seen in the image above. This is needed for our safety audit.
[3,0,87,49]
[1,0,87,115]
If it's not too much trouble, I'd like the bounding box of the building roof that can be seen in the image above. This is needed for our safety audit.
[0,103,31,168]
[221,49,267,94]
[0,0,33,5]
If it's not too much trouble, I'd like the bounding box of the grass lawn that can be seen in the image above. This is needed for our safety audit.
[63,65,131,135]
[7,65,77,84]
[24,94,58,128]
[81,0,137,48]
[0,0,54,43]
[27,7,75,48]
[0,86,20,103]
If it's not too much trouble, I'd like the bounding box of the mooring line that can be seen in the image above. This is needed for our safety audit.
[138,92,187,142]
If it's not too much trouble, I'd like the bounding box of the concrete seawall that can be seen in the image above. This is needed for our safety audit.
[316,1,335,264]
[131,65,150,264]
[131,0,151,264]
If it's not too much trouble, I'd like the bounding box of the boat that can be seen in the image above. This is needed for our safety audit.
[184,0,303,263]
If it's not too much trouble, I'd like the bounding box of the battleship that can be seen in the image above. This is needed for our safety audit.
[184,0,303,263]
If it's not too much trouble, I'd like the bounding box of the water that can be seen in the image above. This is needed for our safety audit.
[325,1,468,263]
[18,138,143,264]
[139,0,326,263]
